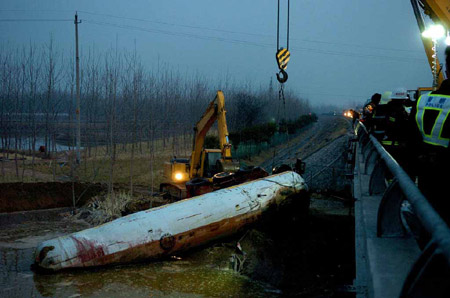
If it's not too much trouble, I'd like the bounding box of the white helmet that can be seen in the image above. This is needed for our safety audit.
[391,88,409,100]
[379,91,392,105]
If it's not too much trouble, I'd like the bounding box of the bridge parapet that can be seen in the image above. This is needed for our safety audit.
[353,121,450,297]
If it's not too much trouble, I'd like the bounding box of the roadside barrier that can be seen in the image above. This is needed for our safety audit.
[354,121,450,296]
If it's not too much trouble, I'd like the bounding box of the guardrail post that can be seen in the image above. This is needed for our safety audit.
[360,134,370,155]
[362,139,373,159]
[364,147,378,175]
[377,179,406,237]
[400,241,450,297]
[369,159,386,195]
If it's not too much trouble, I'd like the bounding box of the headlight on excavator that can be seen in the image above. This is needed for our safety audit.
[174,172,183,181]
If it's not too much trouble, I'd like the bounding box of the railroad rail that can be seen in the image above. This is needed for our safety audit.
[352,121,450,297]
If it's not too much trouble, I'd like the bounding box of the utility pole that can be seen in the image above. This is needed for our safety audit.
[74,12,81,164]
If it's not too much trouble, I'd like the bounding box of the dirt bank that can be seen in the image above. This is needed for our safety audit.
[0,182,106,213]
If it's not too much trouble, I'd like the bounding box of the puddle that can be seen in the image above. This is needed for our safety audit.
[1,247,276,297]
[0,216,277,298]
[0,198,355,297]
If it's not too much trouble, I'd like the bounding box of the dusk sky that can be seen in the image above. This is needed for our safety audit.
[1,0,446,107]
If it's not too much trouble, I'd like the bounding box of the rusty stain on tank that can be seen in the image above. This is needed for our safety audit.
[71,237,106,263]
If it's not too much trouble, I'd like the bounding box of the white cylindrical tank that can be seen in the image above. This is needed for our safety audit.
[35,171,308,271]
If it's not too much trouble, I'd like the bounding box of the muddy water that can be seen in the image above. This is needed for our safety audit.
[0,217,277,298]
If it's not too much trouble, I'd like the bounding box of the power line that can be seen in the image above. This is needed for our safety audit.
[297,91,369,98]
[294,37,423,54]
[290,45,423,63]
[0,9,72,12]
[79,10,272,39]
[83,20,273,48]
[0,18,72,22]
[0,9,424,55]
[77,10,423,55]
[84,19,424,64]
[0,10,426,63]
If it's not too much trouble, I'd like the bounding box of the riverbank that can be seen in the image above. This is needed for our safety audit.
[0,115,355,297]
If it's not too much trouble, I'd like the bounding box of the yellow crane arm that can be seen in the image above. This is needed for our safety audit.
[423,0,450,28]
[190,90,232,177]
[411,0,450,86]
[411,0,450,87]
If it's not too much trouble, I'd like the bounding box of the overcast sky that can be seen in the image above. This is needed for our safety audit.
[0,0,446,107]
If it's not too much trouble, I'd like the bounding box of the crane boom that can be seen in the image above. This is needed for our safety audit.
[422,0,450,27]
[411,0,450,87]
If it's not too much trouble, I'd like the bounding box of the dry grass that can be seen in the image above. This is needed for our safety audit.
[1,134,194,190]
[97,191,133,218]
[1,117,349,187]
[78,191,136,225]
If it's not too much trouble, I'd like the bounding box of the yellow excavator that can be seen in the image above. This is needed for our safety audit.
[411,0,450,97]
[160,90,240,200]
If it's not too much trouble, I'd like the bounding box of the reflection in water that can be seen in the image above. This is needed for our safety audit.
[1,248,39,297]
[1,246,277,297]
[6,137,78,152]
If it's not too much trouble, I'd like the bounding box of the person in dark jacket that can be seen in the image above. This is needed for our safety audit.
[382,89,411,174]
[362,93,381,131]
[348,109,360,126]
[371,91,392,141]
[408,46,450,225]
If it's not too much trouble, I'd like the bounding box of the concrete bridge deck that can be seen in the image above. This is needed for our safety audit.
[353,140,421,298]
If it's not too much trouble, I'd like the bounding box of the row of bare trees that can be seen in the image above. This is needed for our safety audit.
[0,40,311,188]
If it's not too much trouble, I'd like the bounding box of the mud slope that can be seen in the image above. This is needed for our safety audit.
[0,182,105,212]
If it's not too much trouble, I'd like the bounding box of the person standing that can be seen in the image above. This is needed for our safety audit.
[349,109,360,126]
[410,46,450,224]
[382,89,411,174]
[371,91,392,141]
[362,93,381,132]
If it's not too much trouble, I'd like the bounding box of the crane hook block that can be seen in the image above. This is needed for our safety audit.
[276,69,288,84]
[276,48,290,70]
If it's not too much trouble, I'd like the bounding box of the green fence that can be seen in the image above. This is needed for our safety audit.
[232,131,292,159]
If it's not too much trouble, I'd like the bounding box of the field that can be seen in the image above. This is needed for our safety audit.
[0,133,194,190]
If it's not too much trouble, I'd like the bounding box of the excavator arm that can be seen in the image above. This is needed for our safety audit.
[216,91,232,160]
[411,0,450,87]
[190,90,232,177]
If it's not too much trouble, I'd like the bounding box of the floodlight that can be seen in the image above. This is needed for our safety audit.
[422,24,445,40]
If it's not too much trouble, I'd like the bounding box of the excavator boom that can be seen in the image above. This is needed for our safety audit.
[190,90,232,177]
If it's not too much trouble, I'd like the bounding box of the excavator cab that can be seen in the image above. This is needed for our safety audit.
[202,149,222,178]
[201,149,240,178]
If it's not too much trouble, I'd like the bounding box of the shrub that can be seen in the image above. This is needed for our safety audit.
[230,113,316,146]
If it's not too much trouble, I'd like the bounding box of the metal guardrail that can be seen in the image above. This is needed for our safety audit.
[354,121,450,297]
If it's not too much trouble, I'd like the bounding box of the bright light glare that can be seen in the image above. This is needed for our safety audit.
[422,24,445,40]
[174,173,183,181]
[446,32,450,46]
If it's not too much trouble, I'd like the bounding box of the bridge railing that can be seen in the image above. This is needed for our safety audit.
[354,121,450,297]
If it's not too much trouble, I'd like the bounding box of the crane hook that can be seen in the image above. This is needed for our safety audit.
[276,69,288,84]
